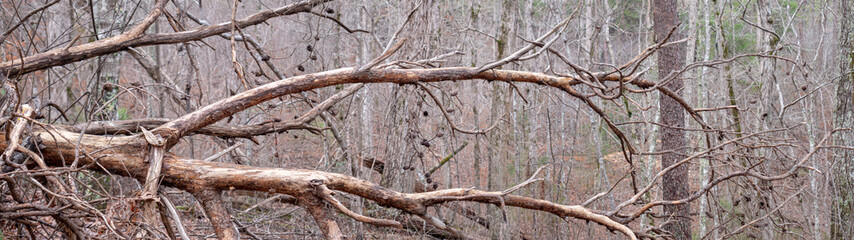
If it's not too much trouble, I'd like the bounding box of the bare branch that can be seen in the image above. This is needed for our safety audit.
[153,67,637,146]
[0,0,61,43]
[0,0,330,77]
[312,182,402,228]
[477,12,574,72]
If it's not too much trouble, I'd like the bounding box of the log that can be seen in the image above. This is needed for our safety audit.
[5,126,636,239]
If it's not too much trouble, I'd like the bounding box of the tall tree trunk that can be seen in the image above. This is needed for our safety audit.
[638,0,656,231]
[488,1,516,238]
[653,0,691,239]
[833,0,854,238]
[754,2,779,239]
[698,0,713,236]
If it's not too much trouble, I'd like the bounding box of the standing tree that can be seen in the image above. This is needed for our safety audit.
[834,0,854,238]
[653,0,690,238]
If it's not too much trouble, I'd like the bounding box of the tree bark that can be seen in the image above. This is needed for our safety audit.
[653,0,691,239]
[4,125,635,239]
[489,2,516,237]
[193,190,238,240]
[833,0,854,238]
[0,66,642,240]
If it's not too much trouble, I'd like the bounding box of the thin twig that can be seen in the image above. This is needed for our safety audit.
[357,38,408,72]
[477,12,575,72]
[203,142,244,162]
[309,11,369,33]
[417,82,502,135]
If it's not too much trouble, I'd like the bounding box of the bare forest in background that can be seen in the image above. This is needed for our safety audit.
[0,0,851,239]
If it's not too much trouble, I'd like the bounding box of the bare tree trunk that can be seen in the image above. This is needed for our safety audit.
[754,2,779,239]
[833,0,854,238]
[470,1,483,192]
[92,0,124,121]
[653,0,691,239]
[698,0,713,236]
[639,0,656,232]
[488,1,516,238]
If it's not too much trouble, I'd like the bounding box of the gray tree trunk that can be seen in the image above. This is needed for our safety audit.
[833,0,854,238]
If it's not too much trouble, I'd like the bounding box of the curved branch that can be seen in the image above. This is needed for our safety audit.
[152,67,640,146]
[312,182,402,228]
[71,83,363,139]
[309,11,370,34]
[417,82,497,135]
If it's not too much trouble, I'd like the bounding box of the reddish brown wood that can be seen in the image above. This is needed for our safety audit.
[654,0,691,238]
[192,190,238,240]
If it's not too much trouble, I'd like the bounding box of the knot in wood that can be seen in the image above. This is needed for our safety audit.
[140,127,166,147]
[309,179,324,186]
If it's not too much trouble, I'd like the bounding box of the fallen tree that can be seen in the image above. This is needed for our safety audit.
[1,65,644,239]
[0,0,828,239]
[4,125,635,239]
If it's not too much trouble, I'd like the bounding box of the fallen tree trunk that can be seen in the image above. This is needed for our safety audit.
[7,125,636,239]
[3,51,652,239]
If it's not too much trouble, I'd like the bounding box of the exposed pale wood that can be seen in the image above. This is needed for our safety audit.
[140,127,167,232]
